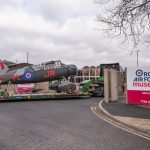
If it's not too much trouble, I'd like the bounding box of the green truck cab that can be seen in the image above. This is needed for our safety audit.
[80,63,121,96]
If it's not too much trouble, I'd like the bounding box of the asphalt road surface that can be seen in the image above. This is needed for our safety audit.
[0,98,149,150]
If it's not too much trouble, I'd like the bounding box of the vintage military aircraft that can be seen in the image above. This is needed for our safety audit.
[0,60,77,87]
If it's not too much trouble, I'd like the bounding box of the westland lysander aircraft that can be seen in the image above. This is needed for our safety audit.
[0,60,77,92]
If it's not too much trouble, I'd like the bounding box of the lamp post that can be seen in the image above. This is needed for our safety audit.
[27,52,29,64]
[136,50,140,67]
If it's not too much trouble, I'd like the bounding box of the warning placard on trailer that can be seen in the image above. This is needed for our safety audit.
[127,67,150,105]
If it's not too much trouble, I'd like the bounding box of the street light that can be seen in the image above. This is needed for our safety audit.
[27,52,29,64]
[135,50,140,67]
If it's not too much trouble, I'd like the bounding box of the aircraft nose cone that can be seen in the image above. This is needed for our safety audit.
[67,65,78,76]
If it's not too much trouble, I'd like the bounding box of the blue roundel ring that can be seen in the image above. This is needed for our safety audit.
[23,71,34,80]
[136,69,143,77]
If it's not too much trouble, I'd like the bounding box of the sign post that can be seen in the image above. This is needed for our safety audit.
[127,67,150,105]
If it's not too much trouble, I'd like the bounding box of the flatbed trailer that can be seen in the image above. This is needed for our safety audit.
[0,93,90,101]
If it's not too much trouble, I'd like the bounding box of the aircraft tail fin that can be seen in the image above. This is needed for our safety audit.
[0,61,9,75]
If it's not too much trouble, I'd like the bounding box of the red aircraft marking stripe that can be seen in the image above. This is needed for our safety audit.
[0,62,5,70]
[12,74,19,81]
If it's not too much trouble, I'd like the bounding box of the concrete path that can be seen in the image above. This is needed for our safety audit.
[101,96,150,132]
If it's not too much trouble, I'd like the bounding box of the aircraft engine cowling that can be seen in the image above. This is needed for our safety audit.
[66,65,77,77]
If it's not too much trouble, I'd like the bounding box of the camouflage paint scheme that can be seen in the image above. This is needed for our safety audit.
[0,61,77,84]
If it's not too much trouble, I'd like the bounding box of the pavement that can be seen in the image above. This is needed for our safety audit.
[99,95,150,135]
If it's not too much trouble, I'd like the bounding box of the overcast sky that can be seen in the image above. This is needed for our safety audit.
[0,0,150,68]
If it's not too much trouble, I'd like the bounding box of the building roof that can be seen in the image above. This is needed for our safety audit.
[3,60,16,65]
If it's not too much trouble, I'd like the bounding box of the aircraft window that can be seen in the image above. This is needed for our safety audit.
[44,62,61,69]
[16,68,25,75]
[38,65,43,70]
[49,64,55,68]
[32,65,43,71]
[54,61,61,68]
[31,61,62,71]
[44,64,54,70]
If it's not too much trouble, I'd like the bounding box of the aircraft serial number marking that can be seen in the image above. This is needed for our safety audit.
[45,70,56,78]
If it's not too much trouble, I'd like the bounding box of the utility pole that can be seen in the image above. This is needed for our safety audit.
[27,52,29,64]
[136,50,140,67]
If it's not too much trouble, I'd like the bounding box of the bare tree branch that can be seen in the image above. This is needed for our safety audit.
[96,0,150,46]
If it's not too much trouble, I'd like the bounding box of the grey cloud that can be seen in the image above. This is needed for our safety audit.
[0,0,97,22]
[0,0,21,6]
[24,0,97,21]
[0,0,149,68]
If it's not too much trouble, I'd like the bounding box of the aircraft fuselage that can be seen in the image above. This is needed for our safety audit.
[0,65,77,84]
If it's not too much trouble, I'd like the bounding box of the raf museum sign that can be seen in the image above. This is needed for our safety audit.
[127,67,150,105]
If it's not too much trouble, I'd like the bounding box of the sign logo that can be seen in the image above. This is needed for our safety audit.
[136,69,143,76]
[133,69,150,87]
[127,67,150,105]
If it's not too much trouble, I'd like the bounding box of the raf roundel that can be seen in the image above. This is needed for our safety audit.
[26,73,31,79]
[136,69,143,77]
[23,71,34,80]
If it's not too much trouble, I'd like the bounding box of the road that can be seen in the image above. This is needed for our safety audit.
[0,98,149,150]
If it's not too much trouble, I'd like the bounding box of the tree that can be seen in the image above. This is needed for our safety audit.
[96,0,150,47]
